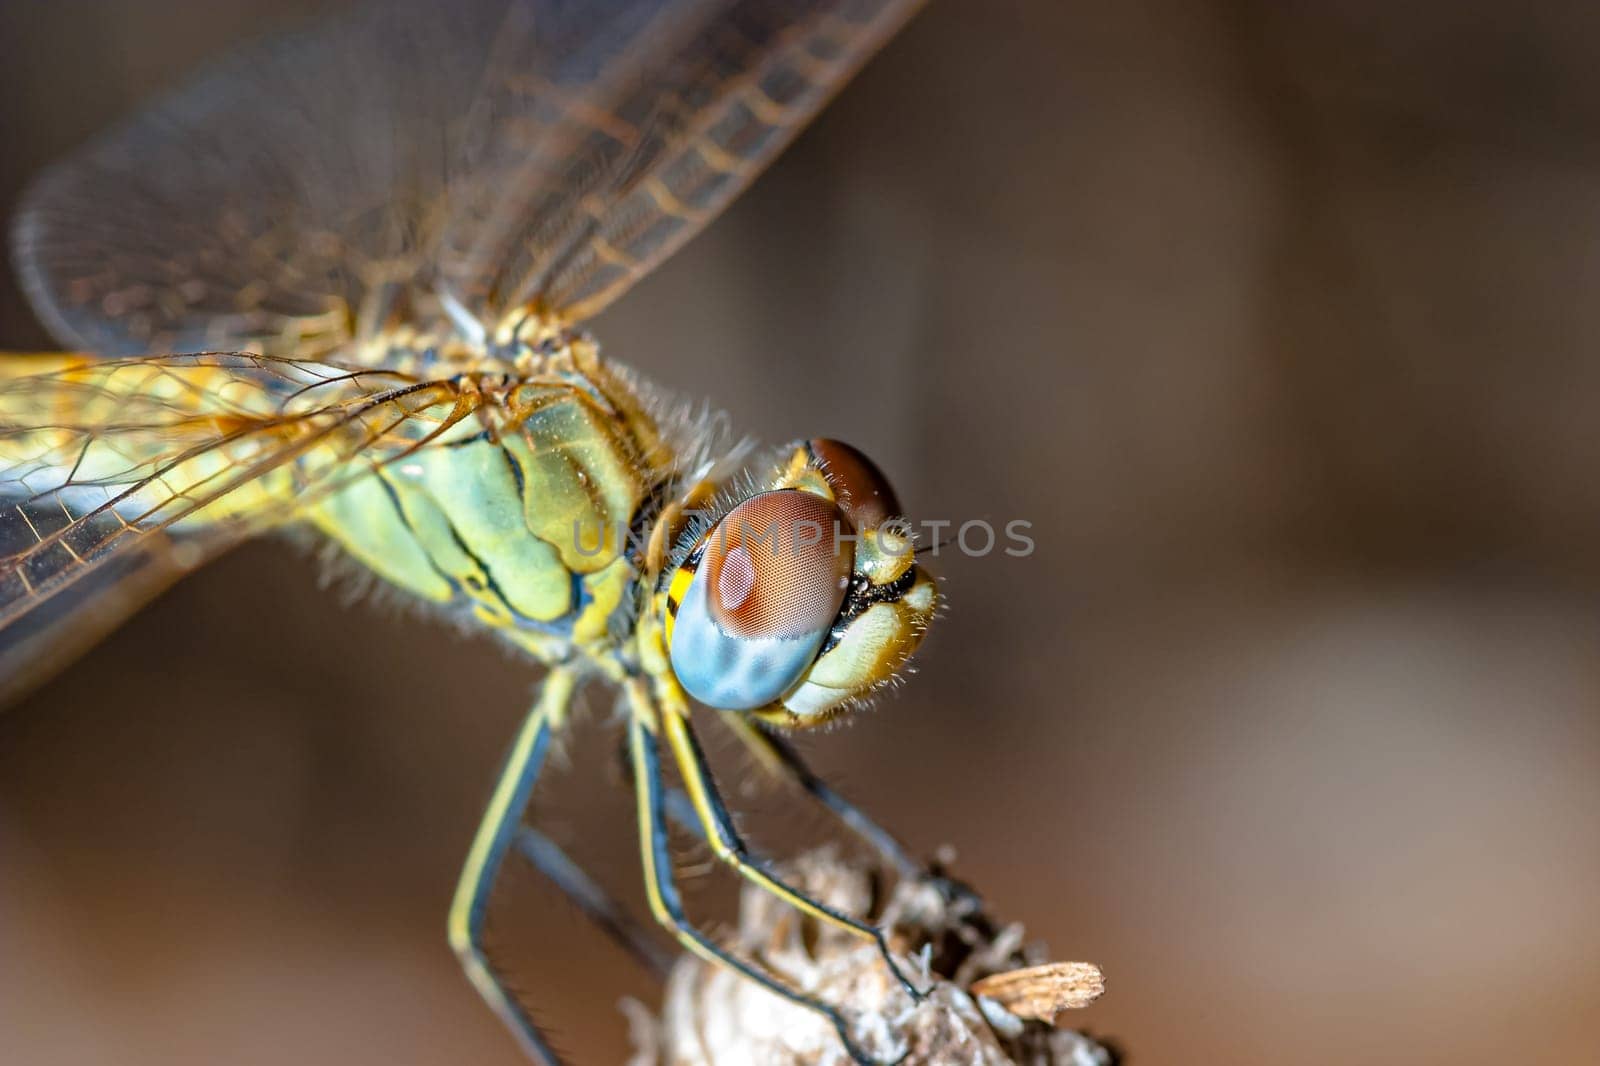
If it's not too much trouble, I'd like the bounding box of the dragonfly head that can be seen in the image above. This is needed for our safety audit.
[662,439,938,727]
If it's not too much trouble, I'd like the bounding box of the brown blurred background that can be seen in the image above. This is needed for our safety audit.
[3,1,1600,1064]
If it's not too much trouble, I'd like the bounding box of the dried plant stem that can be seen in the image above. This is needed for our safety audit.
[625,847,1115,1066]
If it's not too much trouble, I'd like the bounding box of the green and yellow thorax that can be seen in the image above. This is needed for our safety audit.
[307,338,681,667]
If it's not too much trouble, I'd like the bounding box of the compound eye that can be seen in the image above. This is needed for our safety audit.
[808,439,902,529]
[705,490,851,637]
[668,491,853,710]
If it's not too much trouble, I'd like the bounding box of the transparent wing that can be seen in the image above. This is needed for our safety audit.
[12,0,923,360]
[451,0,928,327]
[0,353,484,694]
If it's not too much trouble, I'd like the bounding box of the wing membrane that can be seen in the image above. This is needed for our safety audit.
[454,0,927,326]
[0,354,483,685]
[13,0,923,358]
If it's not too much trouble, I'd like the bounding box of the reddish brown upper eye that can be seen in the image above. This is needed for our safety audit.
[807,439,902,529]
[704,490,852,639]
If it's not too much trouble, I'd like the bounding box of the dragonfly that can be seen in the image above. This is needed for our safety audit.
[0,1,940,1062]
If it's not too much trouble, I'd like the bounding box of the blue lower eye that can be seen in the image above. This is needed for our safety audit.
[669,568,825,710]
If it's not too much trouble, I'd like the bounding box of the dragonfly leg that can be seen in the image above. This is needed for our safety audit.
[659,695,928,1001]
[628,700,906,1066]
[447,668,577,1066]
[511,824,675,980]
[722,713,923,879]
[612,732,707,842]
[727,717,986,917]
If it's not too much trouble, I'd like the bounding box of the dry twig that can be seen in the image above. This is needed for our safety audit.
[625,847,1115,1065]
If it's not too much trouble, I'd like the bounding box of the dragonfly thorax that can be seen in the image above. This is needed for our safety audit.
[308,339,682,666]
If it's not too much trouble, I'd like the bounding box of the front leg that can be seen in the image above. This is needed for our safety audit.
[656,682,927,1000]
[724,713,985,917]
[721,711,923,879]
[626,682,905,1066]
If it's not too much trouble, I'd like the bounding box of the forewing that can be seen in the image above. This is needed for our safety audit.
[0,354,481,694]
[451,0,927,326]
[13,0,923,358]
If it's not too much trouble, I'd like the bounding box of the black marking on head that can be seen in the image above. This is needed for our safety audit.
[663,542,706,614]
[817,566,918,657]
